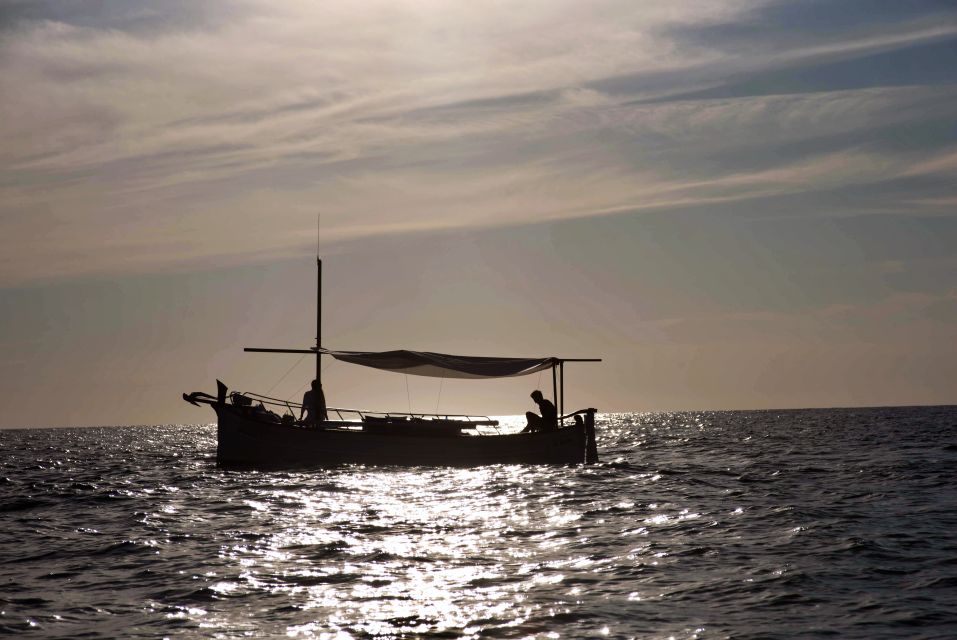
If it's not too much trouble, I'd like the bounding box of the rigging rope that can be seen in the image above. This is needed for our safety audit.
[267,354,306,396]
[405,374,412,415]
[435,375,444,414]
[286,358,334,402]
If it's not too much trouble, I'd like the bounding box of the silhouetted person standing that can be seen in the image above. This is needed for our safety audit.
[300,380,328,426]
[523,389,557,432]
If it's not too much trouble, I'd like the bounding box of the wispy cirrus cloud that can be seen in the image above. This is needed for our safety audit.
[1,0,955,286]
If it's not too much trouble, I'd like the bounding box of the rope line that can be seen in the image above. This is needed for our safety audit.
[435,375,444,414]
[288,380,309,402]
[266,354,306,396]
[405,374,412,415]
[286,358,334,402]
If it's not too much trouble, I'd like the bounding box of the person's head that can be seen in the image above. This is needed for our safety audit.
[311,379,321,390]
[530,390,543,402]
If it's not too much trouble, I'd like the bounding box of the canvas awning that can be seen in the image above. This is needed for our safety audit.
[319,349,556,379]
[243,346,599,379]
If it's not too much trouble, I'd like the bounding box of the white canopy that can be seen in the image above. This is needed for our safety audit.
[319,349,556,379]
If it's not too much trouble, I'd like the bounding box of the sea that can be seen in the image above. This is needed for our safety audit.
[1,406,956,639]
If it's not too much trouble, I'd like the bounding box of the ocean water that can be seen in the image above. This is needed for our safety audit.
[1,407,956,639]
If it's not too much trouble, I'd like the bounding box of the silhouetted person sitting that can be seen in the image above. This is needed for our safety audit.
[300,380,328,426]
[523,389,557,432]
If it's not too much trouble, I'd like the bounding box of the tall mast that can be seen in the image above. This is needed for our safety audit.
[316,215,322,386]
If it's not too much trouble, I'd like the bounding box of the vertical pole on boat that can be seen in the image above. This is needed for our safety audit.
[316,254,322,385]
[316,212,322,385]
[551,362,557,423]
[559,360,564,423]
[315,214,322,423]
[584,408,599,463]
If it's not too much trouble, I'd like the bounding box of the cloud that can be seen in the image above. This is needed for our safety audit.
[902,148,957,177]
[650,289,957,356]
[666,0,957,60]
[1,0,955,288]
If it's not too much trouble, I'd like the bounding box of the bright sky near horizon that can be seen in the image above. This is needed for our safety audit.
[1,0,956,427]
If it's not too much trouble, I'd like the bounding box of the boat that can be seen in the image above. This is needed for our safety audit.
[183,253,601,467]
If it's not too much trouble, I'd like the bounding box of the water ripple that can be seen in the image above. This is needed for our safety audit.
[1,408,956,638]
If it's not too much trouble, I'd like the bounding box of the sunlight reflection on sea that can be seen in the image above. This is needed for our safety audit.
[2,407,956,638]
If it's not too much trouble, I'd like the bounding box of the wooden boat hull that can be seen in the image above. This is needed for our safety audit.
[214,405,591,467]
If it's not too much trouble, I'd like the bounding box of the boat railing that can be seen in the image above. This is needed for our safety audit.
[237,391,499,426]
[558,408,595,425]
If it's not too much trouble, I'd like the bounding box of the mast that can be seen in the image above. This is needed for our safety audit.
[316,211,322,387]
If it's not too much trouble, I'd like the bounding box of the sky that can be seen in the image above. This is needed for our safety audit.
[1,0,956,427]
